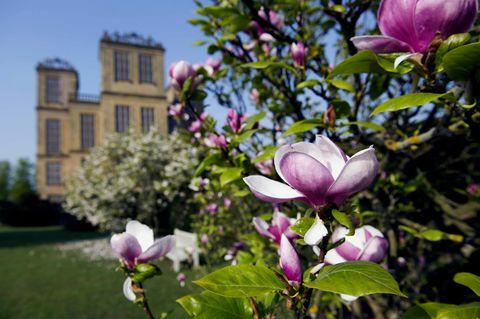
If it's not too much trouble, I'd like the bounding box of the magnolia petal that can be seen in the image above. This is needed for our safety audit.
[126,220,154,253]
[414,0,478,53]
[314,135,348,179]
[330,226,349,243]
[351,35,414,54]
[279,152,334,206]
[253,217,275,239]
[259,33,275,42]
[272,211,292,235]
[110,233,142,266]
[123,277,136,302]
[363,225,385,240]
[358,236,389,263]
[137,235,176,263]
[304,216,329,246]
[324,248,347,265]
[378,0,420,52]
[326,147,378,206]
[243,175,307,204]
[280,235,302,283]
[312,245,321,256]
[336,242,362,260]
[340,294,359,302]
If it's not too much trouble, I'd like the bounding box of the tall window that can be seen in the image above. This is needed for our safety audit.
[115,105,130,132]
[46,162,61,185]
[114,51,129,81]
[139,54,153,83]
[80,114,95,149]
[45,75,60,103]
[141,107,155,133]
[46,119,60,154]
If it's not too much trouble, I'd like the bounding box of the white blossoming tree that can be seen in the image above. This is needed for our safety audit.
[64,129,201,232]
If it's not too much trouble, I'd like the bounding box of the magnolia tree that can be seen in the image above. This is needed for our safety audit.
[64,130,201,232]
[109,0,480,318]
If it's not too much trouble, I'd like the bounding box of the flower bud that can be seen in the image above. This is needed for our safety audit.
[291,42,307,67]
[280,235,302,284]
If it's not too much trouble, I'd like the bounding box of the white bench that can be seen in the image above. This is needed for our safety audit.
[166,229,200,272]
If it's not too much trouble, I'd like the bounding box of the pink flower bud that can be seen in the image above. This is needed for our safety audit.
[258,7,284,29]
[224,197,232,209]
[169,60,196,91]
[253,211,297,244]
[280,235,302,284]
[168,103,184,117]
[227,109,245,133]
[323,105,336,127]
[290,42,307,67]
[206,203,218,214]
[200,233,209,245]
[204,134,227,149]
[467,183,478,195]
[176,273,187,287]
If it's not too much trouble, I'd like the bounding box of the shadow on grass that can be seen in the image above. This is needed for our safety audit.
[0,226,107,248]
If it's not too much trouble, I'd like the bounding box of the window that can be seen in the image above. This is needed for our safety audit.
[46,162,61,185]
[115,105,130,132]
[114,51,129,81]
[80,114,95,149]
[139,54,153,83]
[46,119,60,154]
[141,107,155,133]
[45,75,60,103]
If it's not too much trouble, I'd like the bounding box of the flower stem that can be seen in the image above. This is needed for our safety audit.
[138,282,155,319]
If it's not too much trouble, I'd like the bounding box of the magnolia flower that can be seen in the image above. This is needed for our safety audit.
[467,183,478,195]
[188,112,209,133]
[304,216,329,256]
[351,0,478,54]
[204,133,227,149]
[250,89,260,104]
[244,135,378,208]
[255,159,274,175]
[258,7,284,29]
[227,109,248,133]
[206,203,218,214]
[169,60,196,91]
[280,234,302,284]
[324,225,388,265]
[224,242,245,265]
[291,42,307,67]
[176,273,187,287]
[253,211,297,244]
[200,233,209,245]
[168,103,184,117]
[224,197,232,209]
[205,58,222,76]
[110,220,175,269]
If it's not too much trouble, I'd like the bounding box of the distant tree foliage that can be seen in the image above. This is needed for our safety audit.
[63,129,202,233]
[0,161,10,201]
[9,158,35,204]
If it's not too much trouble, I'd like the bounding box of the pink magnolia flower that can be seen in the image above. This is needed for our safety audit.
[227,109,248,133]
[351,0,478,54]
[189,120,203,133]
[168,103,184,117]
[176,273,187,287]
[244,135,378,208]
[169,60,196,91]
[255,159,274,175]
[204,133,227,149]
[224,197,232,209]
[224,242,245,265]
[200,233,209,245]
[291,42,307,67]
[110,221,175,269]
[467,183,478,194]
[253,211,297,244]
[206,203,218,214]
[258,7,284,29]
[280,234,302,284]
[205,57,222,77]
[324,225,389,264]
[250,89,260,104]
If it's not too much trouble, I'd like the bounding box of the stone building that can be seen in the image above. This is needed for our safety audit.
[36,32,172,201]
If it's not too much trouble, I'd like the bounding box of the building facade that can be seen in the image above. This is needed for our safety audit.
[36,32,172,201]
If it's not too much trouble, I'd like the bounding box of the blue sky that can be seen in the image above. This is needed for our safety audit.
[0,0,223,162]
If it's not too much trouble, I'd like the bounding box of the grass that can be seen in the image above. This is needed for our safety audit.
[0,225,202,319]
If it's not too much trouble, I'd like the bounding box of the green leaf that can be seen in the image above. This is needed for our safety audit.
[437,302,480,319]
[331,4,346,13]
[177,291,253,319]
[253,146,278,164]
[328,51,414,79]
[435,33,471,71]
[296,79,321,89]
[332,210,354,235]
[284,118,323,136]
[233,130,258,144]
[304,261,406,297]
[328,79,354,92]
[194,153,223,177]
[243,112,266,130]
[241,61,274,69]
[443,42,480,81]
[290,217,315,236]
[402,303,454,319]
[419,229,444,242]
[220,167,244,186]
[194,265,285,297]
[454,272,480,296]
[340,121,384,131]
[371,93,449,116]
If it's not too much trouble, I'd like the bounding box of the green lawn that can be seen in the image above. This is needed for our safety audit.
[0,225,202,319]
